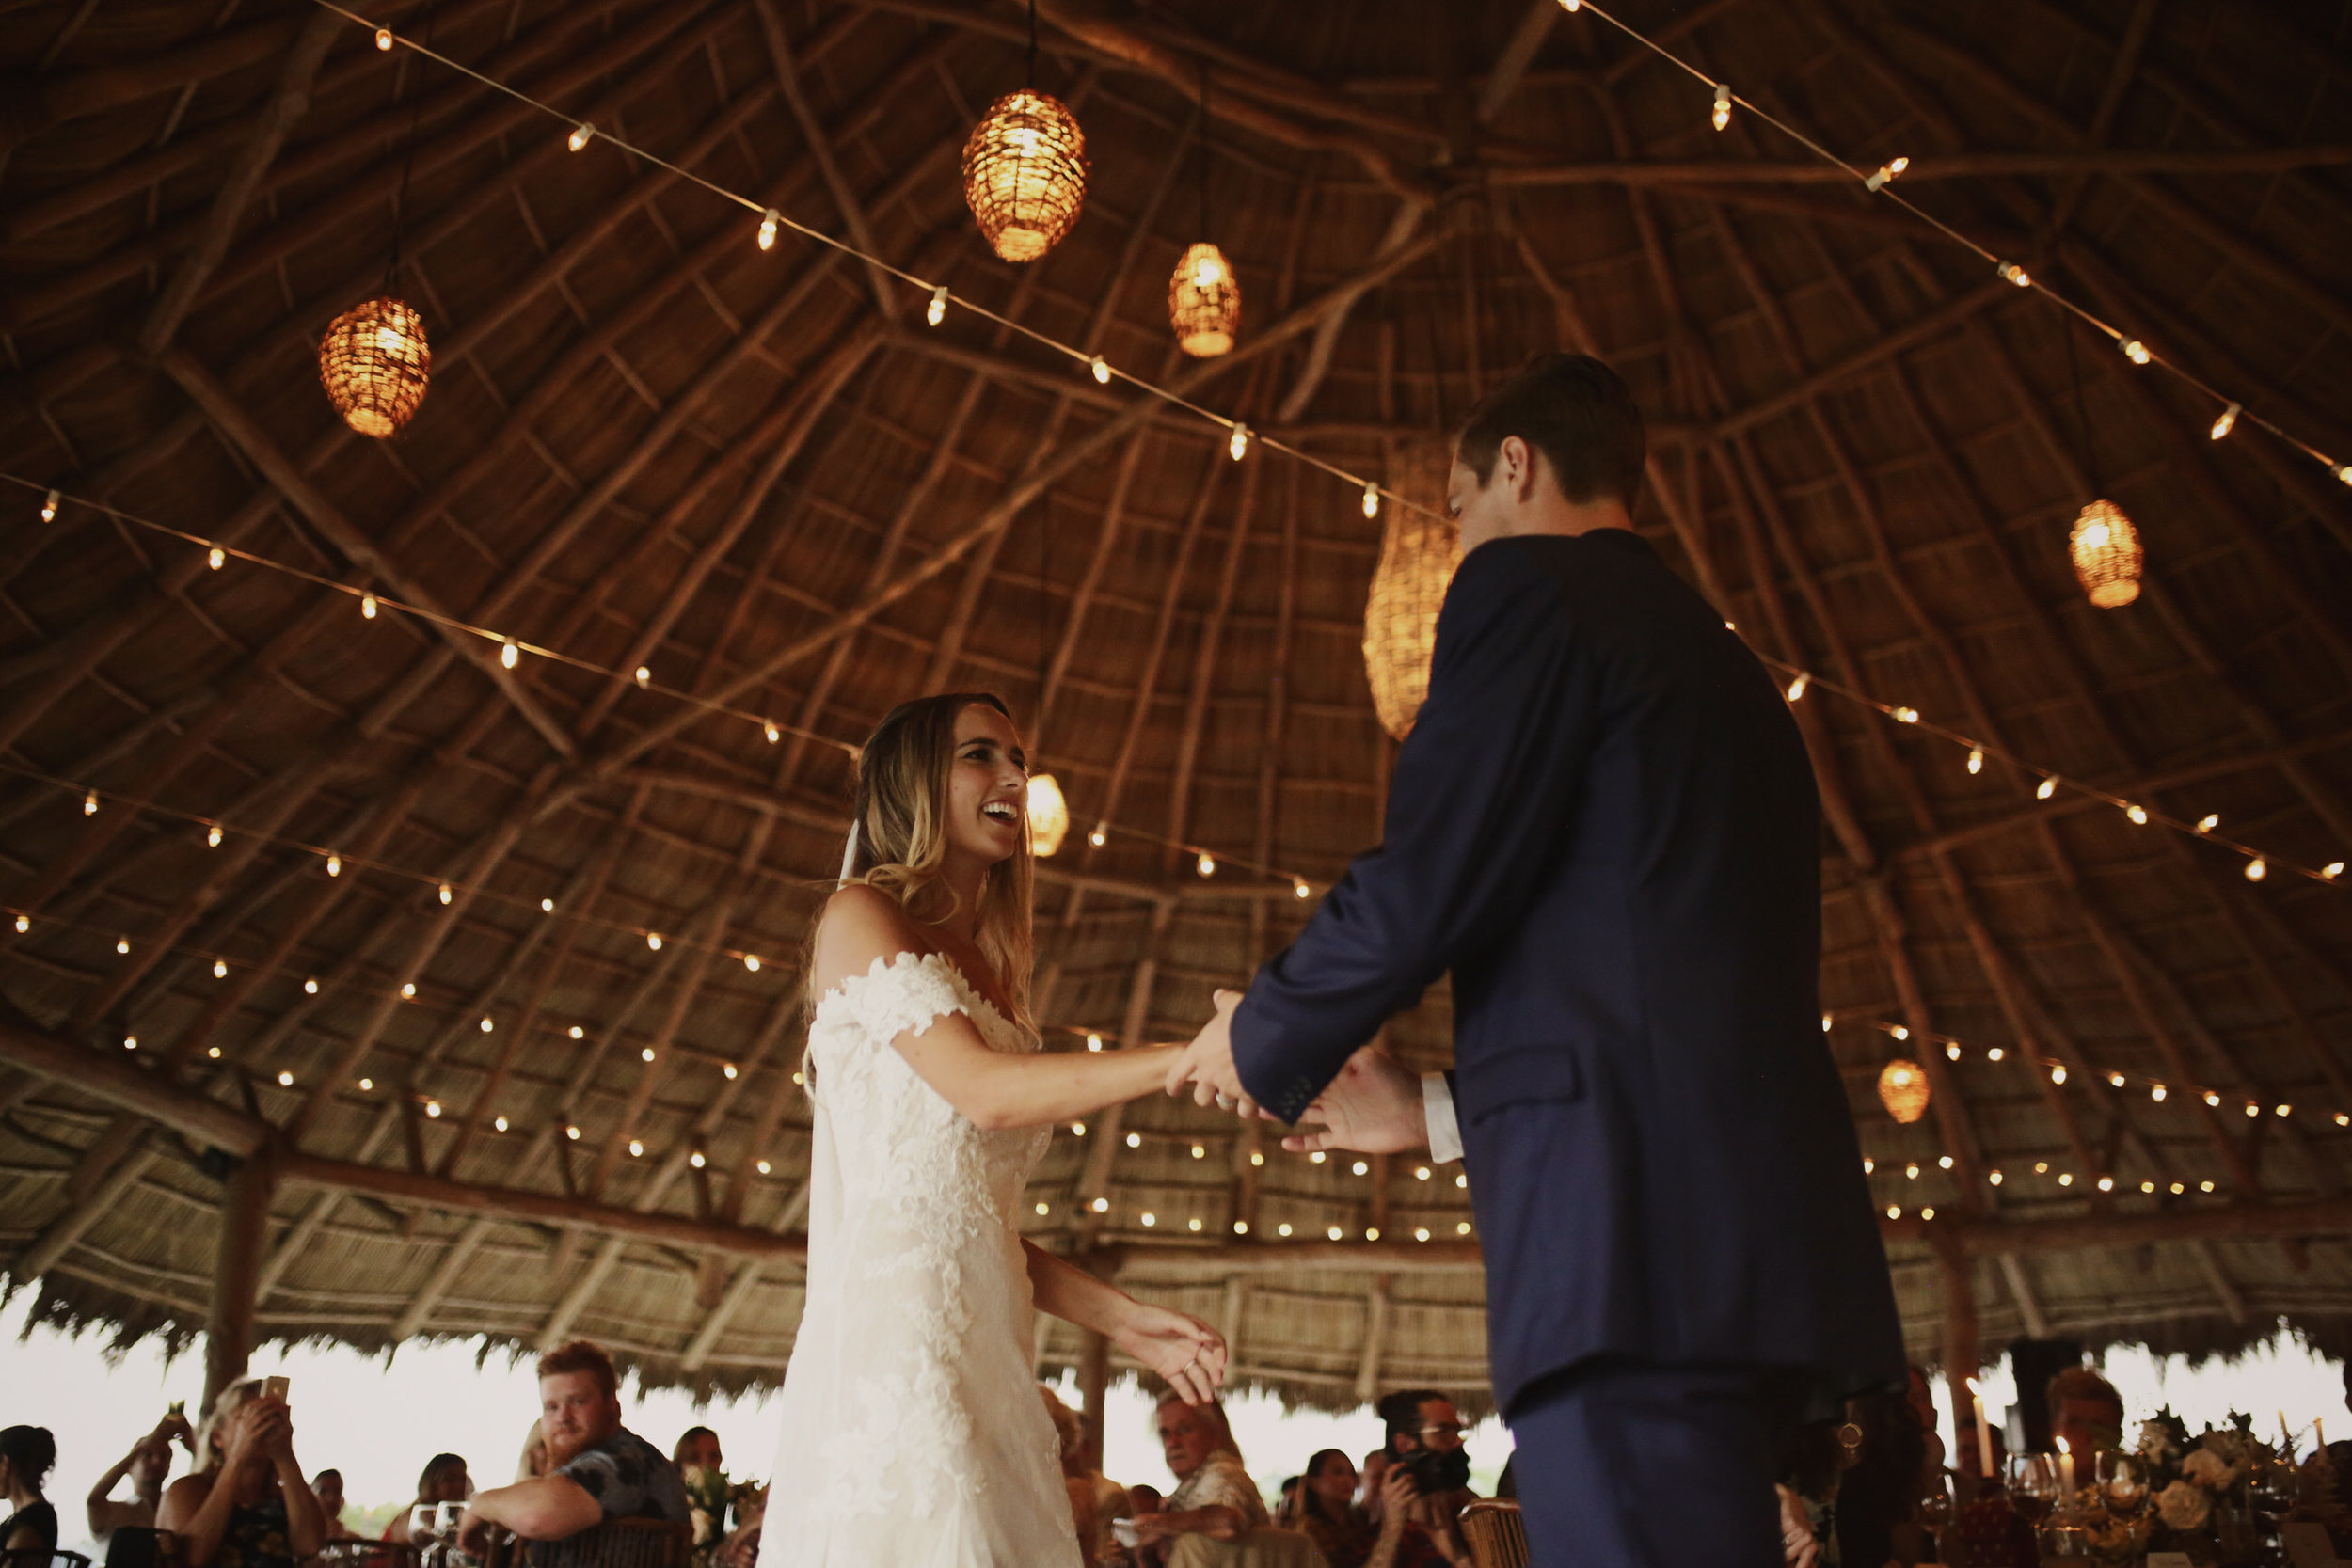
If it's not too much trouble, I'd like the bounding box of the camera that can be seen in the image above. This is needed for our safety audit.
[1399,1445,1470,1497]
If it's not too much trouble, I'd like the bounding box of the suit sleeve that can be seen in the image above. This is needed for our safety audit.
[1232,537,1597,1121]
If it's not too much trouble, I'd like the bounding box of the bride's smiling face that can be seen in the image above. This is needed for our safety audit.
[944,703,1029,869]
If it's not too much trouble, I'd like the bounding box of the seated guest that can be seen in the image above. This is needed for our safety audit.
[2,1426,59,1554]
[156,1381,327,1568]
[1039,1386,1129,1564]
[1274,1477,1301,1528]
[88,1413,191,1541]
[385,1454,471,1545]
[1356,1452,1388,1515]
[1124,1394,1265,1556]
[1375,1390,1475,1564]
[2046,1367,2125,1462]
[1295,1449,1452,1568]
[516,1422,549,1482]
[456,1340,688,1553]
[671,1430,720,1472]
[311,1471,359,1541]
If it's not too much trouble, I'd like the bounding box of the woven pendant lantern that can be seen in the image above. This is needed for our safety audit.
[961,89,1088,262]
[1877,1058,1931,1125]
[1169,243,1240,357]
[2069,499,2142,608]
[1026,773,1070,857]
[319,297,431,437]
[1361,441,1463,740]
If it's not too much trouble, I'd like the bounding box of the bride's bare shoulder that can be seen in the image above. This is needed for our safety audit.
[812,884,929,990]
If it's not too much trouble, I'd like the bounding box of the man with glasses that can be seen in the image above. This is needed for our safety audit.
[1375,1391,1475,1568]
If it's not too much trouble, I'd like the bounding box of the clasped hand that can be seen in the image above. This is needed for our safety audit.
[1163,990,1430,1156]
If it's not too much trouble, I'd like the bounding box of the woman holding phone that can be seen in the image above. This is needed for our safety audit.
[157,1379,326,1568]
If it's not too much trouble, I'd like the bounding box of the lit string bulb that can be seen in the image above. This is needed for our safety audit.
[567,122,593,151]
[501,638,519,669]
[1362,483,1380,519]
[1711,83,1733,132]
[1998,261,2031,287]
[926,286,947,327]
[208,545,225,570]
[1785,673,1809,702]
[2037,776,2058,800]
[2244,858,2267,881]
[1966,748,1983,775]
[756,208,780,251]
[961,89,1089,261]
[319,297,431,437]
[1089,356,1110,385]
[2069,499,2143,608]
[2210,403,2239,440]
[40,489,59,523]
[2119,339,2152,366]
[82,790,97,816]
[375,26,392,50]
[361,592,378,619]
[1228,422,1249,461]
[1864,156,1909,191]
[1087,823,1107,849]
[1026,773,1069,857]
[1196,852,1216,878]
[1169,243,1240,357]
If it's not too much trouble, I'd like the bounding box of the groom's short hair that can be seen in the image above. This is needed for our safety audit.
[1454,353,1645,510]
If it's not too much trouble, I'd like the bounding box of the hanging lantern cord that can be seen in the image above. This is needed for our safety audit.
[1197,56,1211,240]
[385,0,438,292]
[1025,0,1038,87]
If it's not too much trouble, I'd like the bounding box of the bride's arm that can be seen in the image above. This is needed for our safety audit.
[1021,1242,1227,1405]
[820,887,1175,1131]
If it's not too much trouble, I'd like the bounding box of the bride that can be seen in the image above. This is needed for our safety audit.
[758,691,1230,1567]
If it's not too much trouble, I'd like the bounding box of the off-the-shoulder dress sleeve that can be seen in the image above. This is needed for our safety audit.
[834,950,972,1048]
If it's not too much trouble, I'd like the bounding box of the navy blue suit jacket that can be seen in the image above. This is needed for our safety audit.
[1232,531,1904,1416]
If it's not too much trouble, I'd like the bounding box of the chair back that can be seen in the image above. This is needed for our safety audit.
[1165,1528,1327,1568]
[522,1519,692,1568]
[1457,1501,1530,1568]
[101,1529,179,1568]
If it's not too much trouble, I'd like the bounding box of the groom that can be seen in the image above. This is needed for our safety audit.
[1168,355,1904,1567]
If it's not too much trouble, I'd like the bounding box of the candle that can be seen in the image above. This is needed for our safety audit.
[2319,1417,2327,1448]
[1969,1376,1994,1478]
[2059,1435,2074,1500]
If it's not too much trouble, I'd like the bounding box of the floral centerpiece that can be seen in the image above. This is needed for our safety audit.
[679,1466,766,1568]
[2103,1410,2281,1567]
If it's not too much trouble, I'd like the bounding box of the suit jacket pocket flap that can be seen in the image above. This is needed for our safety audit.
[1455,1042,1585,1126]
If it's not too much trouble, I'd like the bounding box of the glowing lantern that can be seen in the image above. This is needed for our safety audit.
[1361,441,1462,739]
[2069,499,2142,608]
[1877,1059,1931,1125]
[961,90,1088,262]
[1169,242,1240,356]
[318,297,431,437]
[1026,773,1070,857]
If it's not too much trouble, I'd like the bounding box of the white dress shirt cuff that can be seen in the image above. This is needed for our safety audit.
[1422,1071,1464,1165]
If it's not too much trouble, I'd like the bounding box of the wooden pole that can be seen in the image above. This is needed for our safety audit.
[202,1141,279,1418]
[1077,1328,1111,1474]
[1938,1243,1980,1392]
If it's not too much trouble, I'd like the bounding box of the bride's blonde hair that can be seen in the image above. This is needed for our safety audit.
[823,691,1035,1029]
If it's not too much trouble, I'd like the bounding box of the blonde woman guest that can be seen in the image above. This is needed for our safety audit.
[516,1421,549,1482]
[1040,1386,1130,1563]
[757,693,1228,1568]
[155,1382,326,1568]
[383,1454,469,1545]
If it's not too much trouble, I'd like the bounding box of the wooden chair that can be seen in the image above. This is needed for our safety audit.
[1456,1500,1530,1568]
[494,1519,691,1568]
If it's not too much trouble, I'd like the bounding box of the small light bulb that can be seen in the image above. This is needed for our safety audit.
[1125,1132,1140,1148]
[763,720,781,744]
[2324,861,2345,879]
[1864,155,1909,191]
[40,489,60,524]
[208,545,225,570]
[1947,1043,1962,1060]
[278,1070,294,1087]
[2052,1066,2067,1085]
[757,208,779,250]
[646,932,662,950]
[1905,1162,1919,1180]
[1073,1122,1087,1136]
[2038,776,2058,800]
[1234,1220,1248,1234]
[1326,1225,1342,1241]
[1786,673,1809,702]
[1987,1047,2004,1062]
[1891,1025,1909,1040]
[2336,463,2352,486]
[326,852,341,876]
[566,1125,580,1140]
[1189,1217,1203,1232]
[1999,261,2031,288]
[541,897,555,912]
[1352,1159,1369,1176]
[632,666,650,688]
[213,958,228,979]
[1086,1034,1104,1052]
[116,936,131,955]
[1988,1168,2004,1185]
[2152,1084,2167,1101]
[723,1062,739,1080]
[1035,1201,1049,1216]
[2058,1171,2074,1186]
[1089,356,1110,384]
[358,1075,373,1089]
[83,789,98,815]
[1141,1212,1156,1227]
[425,1100,442,1118]
[2210,403,2239,440]
[401,981,416,998]
[1197,852,1216,877]
[1278,1222,1293,1236]
[1711,82,1733,132]
[1191,1145,1205,1159]
[628,1139,644,1157]
[1250,1151,1264,1166]
[2275,1102,2292,1117]
[480,1016,494,1033]
[438,881,453,905]
[1293,879,1311,899]
[207,822,223,847]
[2244,858,2267,880]
[375,26,393,50]
[1088,825,1107,848]
[1892,706,1919,723]
[1092,1197,1109,1213]
[1456,1220,1472,1234]
[2120,339,2151,365]
[2109,1073,2125,1087]
[2204,1090,2221,1106]
[1362,483,1380,519]
[305,976,319,994]
[1821,1014,1832,1032]
[1416,1165,1431,1180]
[757,1159,772,1174]
[927,285,947,326]
[569,1024,584,1039]
[124,1035,137,1050]
[1558,0,1579,10]
[501,638,519,669]
[1966,748,1983,775]
[1920,1206,1936,1221]
[360,592,378,619]
[642,1047,657,1063]
[690,1151,706,1169]
[1863,1156,1876,1174]
[11,914,26,934]
[2196,814,2219,834]
[567,122,593,151]
[1228,423,1248,461]
[494,1116,509,1132]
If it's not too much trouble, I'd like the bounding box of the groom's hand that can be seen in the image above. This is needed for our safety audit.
[1275,1044,1428,1155]
[1165,989,1251,1113]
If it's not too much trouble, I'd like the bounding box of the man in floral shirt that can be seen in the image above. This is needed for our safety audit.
[458,1340,690,1553]
[1128,1395,1266,1559]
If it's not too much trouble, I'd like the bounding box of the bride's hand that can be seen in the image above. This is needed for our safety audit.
[1113,1303,1228,1405]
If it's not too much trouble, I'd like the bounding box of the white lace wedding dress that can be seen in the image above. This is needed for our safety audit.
[756,950,1082,1568]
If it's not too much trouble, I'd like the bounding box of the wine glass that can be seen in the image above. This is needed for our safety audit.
[2007,1453,2059,1525]
[1918,1471,1959,1538]
[436,1501,468,1565]
[410,1505,442,1568]
[2096,1449,2150,1519]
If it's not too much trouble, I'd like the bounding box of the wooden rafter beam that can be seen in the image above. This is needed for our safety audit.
[1489,146,2352,187]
